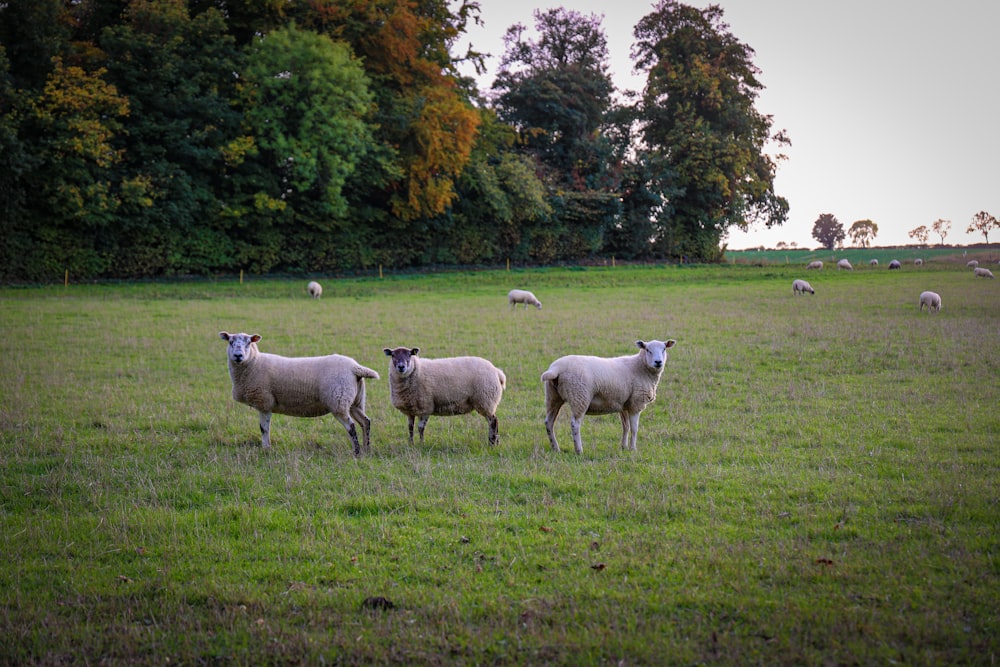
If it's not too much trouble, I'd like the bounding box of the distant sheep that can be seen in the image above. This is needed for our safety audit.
[918,291,942,313]
[914,258,923,266]
[508,289,542,310]
[383,347,506,446]
[307,281,323,298]
[806,261,823,270]
[837,259,853,270]
[792,279,815,295]
[869,259,878,266]
[967,260,979,268]
[219,332,379,455]
[889,260,901,270]
[973,267,995,279]
[541,339,676,454]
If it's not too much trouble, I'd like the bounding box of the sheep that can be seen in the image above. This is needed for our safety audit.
[967,260,979,268]
[973,267,995,279]
[508,289,542,310]
[914,258,923,266]
[792,279,815,295]
[918,291,942,313]
[837,259,853,270]
[219,332,379,456]
[869,259,878,266]
[307,281,323,298]
[888,260,901,269]
[806,261,823,270]
[383,347,506,446]
[541,339,676,454]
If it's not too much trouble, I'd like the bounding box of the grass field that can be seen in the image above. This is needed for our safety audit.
[1,261,998,665]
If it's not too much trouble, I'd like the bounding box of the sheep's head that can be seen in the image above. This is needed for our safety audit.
[636,339,676,371]
[384,347,418,377]
[220,331,261,365]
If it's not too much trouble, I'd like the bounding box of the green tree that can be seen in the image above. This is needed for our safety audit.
[966,211,998,244]
[908,225,930,246]
[931,218,951,246]
[811,213,844,250]
[848,219,878,248]
[632,0,789,261]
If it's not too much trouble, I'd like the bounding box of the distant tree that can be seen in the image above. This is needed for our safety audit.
[811,213,844,250]
[908,225,930,246]
[931,218,951,245]
[790,241,798,249]
[966,211,998,244]
[776,241,788,250]
[848,219,878,248]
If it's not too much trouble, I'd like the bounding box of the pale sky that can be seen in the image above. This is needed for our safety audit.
[458,1,1000,249]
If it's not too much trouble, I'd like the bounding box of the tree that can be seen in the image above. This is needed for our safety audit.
[931,218,951,245]
[908,225,930,246]
[848,219,878,248]
[631,0,789,261]
[811,213,844,250]
[966,210,998,244]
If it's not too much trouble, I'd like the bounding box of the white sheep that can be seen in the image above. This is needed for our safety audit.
[869,259,878,266]
[837,259,853,270]
[973,267,995,279]
[541,339,676,454]
[508,289,542,310]
[967,260,979,268]
[918,291,942,313]
[792,279,815,295]
[914,258,923,266]
[219,332,379,455]
[889,260,901,269]
[383,347,506,446]
[806,261,823,270]
[307,281,323,298]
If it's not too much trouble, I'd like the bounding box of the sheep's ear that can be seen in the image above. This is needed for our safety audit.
[383,348,393,356]
[665,339,676,348]
[219,332,230,341]
[411,347,420,356]
[250,334,262,343]
[635,340,646,350]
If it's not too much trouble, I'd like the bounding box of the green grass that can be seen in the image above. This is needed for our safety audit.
[1,264,998,665]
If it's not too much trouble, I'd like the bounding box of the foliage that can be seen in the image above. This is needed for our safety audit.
[811,213,844,250]
[1,265,998,664]
[631,0,789,260]
[966,210,998,244]
[847,219,877,248]
[908,224,930,246]
[931,218,951,245]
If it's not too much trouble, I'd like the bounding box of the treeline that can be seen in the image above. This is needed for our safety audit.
[0,0,789,281]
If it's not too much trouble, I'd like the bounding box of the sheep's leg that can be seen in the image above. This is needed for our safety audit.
[627,413,641,451]
[486,414,499,446]
[417,416,429,444]
[350,406,372,453]
[543,383,563,451]
[569,413,584,454]
[259,411,272,449]
[407,415,416,445]
[332,415,362,456]
[618,412,629,450]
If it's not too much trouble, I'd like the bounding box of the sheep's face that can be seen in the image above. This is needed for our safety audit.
[636,339,676,371]
[220,331,261,365]
[384,347,418,377]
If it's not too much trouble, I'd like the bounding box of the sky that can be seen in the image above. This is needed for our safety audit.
[457,0,1000,250]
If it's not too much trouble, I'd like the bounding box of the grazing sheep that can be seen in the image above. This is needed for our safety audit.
[967,260,979,268]
[792,279,815,295]
[541,339,676,454]
[918,291,942,313]
[889,260,902,270]
[219,332,379,455]
[869,259,878,266]
[973,267,995,279]
[914,258,923,266]
[383,347,506,446]
[806,261,823,270]
[837,259,853,270]
[307,281,323,298]
[508,289,542,310]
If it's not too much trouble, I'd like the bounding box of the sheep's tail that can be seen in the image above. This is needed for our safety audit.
[498,369,507,389]
[354,365,381,380]
[540,369,558,383]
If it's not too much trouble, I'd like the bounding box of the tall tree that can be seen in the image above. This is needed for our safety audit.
[966,210,998,244]
[632,0,789,261]
[811,213,844,250]
[908,225,930,246]
[848,219,878,248]
[931,218,951,246]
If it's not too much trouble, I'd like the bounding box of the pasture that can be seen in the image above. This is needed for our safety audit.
[1,261,998,665]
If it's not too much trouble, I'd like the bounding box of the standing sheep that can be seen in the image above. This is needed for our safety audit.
[219,332,379,456]
[541,339,676,454]
[806,261,823,270]
[889,260,902,269]
[869,259,878,266]
[918,291,942,313]
[792,279,815,295]
[307,281,323,298]
[967,260,979,268]
[973,267,995,279]
[508,289,542,310]
[914,258,923,266]
[837,259,853,270]
[383,347,506,446]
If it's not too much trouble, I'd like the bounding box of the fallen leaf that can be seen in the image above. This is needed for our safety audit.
[591,563,606,571]
[540,526,553,533]
[815,558,834,566]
